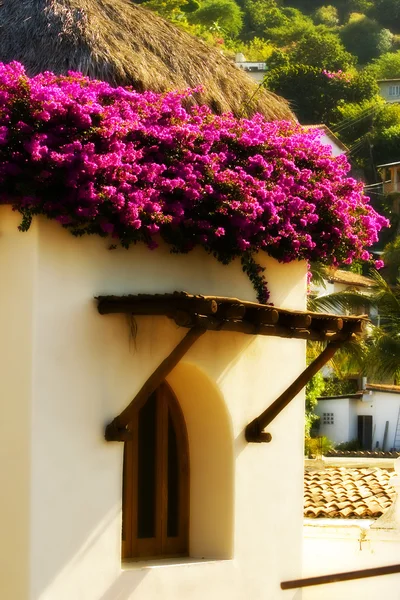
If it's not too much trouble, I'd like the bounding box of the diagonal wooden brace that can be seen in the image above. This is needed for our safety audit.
[105,326,206,441]
[245,341,343,443]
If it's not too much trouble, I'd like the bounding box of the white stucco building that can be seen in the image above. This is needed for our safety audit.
[0,206,320,600]
[377,79,400,103]
[316,384,400,451]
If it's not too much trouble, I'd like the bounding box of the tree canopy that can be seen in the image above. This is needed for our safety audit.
[289,30,355,70]
[367,50,400,78]
[340,16,393,64]
[188,0,244,36]
[266,65,378,125]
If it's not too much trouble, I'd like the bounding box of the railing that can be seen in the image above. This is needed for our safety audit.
[281,564,400,590]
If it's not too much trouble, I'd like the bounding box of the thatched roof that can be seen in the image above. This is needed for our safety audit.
[0,0,294,121]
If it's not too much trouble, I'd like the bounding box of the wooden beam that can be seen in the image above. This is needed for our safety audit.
[312,317,343,332]
[171,313,358,342]
[245,342,342,442]
[244,306,279,325]
[97,295,218,316]
[216,303,247,320]
[104,326,206,441]
[281,563,400,590]
[96,293,367,342]
[279,312,312,329]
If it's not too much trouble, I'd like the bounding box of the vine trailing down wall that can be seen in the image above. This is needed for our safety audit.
[0,62,388,302]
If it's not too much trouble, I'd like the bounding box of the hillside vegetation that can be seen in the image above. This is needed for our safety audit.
[134,0,400,185]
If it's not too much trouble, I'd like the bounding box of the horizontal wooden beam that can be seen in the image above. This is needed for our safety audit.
[172,313,358,342]
[104,326,206,441]
[96,292,367,343]
[281,563,400,590]
[245,341,343,442]
[97,295,218,316]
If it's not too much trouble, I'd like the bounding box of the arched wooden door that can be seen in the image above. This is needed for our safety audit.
[122,382,189,559]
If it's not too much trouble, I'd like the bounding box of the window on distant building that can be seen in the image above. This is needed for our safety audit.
[389,85,400,97]
[322,412,334,425]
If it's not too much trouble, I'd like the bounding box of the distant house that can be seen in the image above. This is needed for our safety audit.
[377,79,400,103]
[377,160,400,205]
[313,268,374,297]
[316,384,400,451]
[305,124,349,158]
[234,53,267,83]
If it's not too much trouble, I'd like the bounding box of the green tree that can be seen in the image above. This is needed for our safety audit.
[266,64,378,124]
[305,372,325,438]
[313,4,339,26]
[340,15,393,64]
[242,0,314,41]
[331,99,400,172]
[290,30,355,69]
[371,123,400,165]
[367,50,400,78]
[231,37,274,60]
[188,0,243,36]
[265,7,315,43]
[372,0,400,33]
[333,98,383,147]
[267,48,291,70]
[242,0,283,38]
[383,237,400,282]
[143,0,191,18]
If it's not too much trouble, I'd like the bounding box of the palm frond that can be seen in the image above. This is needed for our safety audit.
[364,332,400,383]
[308,289,372,314]
[309,262,329,289]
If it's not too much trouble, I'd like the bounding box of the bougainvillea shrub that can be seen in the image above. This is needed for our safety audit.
[0,62,388,302]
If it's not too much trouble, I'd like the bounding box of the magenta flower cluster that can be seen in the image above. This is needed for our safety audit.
[322,69,352,83]
[0,62,388,302]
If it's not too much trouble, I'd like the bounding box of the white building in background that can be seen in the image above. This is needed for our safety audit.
[377,78,400,103]
[305,124,349,157]
[316,384,400,451]
[234,53,267,83]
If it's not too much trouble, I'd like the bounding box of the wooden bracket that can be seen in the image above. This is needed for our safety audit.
[105,326,206,441]
[245,341,344,443]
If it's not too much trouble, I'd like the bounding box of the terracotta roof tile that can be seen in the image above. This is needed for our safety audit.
[304,467,395,519]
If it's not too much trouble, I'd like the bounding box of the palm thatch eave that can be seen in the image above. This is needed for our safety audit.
[0,0,294,121]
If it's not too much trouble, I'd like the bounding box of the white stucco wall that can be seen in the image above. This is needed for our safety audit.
[318,132,345,158]
[0,207,307,600]
[303,520,400,600]
[317,392,400,450]
[356,392,400,451]
[378,81,400,103]
[315,398,352,444]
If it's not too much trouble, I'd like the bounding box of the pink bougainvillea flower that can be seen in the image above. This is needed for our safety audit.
[0,62,388,302]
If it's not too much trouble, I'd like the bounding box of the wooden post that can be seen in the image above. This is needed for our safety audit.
[105,326,206,441]
[245,342,342,442]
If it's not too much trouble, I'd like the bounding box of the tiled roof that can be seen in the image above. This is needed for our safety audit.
[304,467,395,519]
[327,450,400,458]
